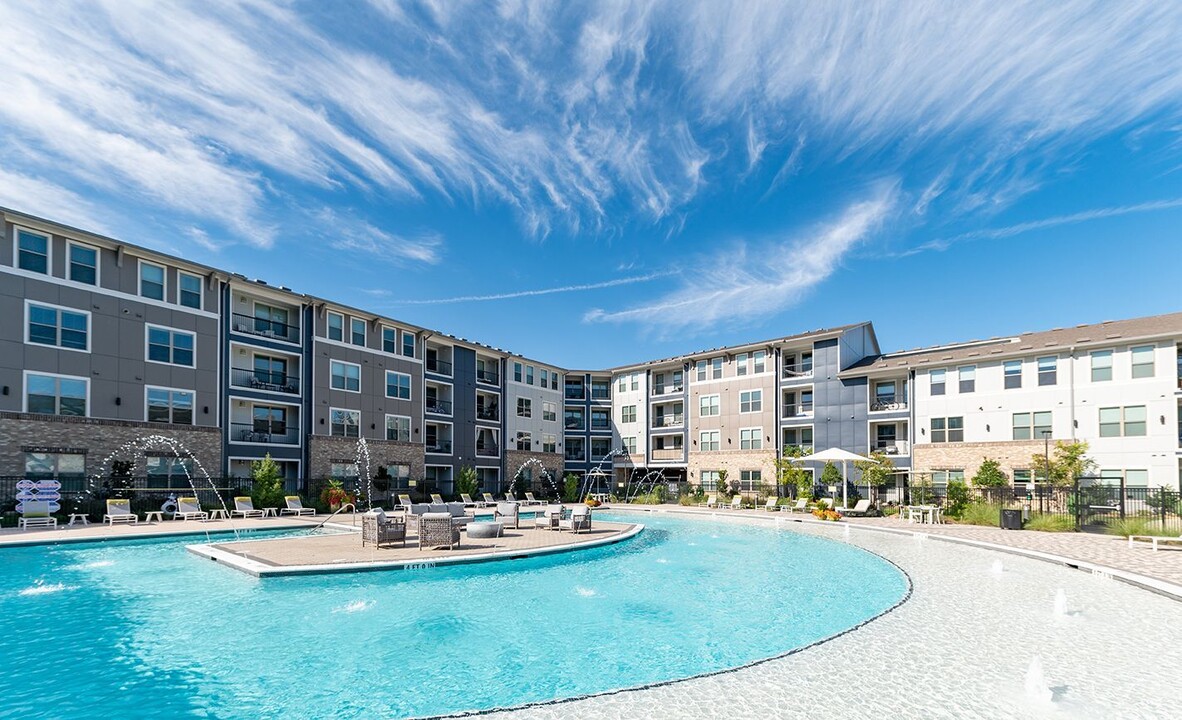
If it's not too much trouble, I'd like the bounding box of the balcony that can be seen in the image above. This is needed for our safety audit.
[230,368,300,395]
[651,383,683,397]
[476,443,499,457]
[870,394,908,412]
[231,313,300,344]
[477,404,500,421]
[476,369,500,385]
[564,417,586,431]
[564,387,586,401]
[590,384,611,401]
[871,440,910,456]
[426,357,453,375]
[230,422,299,445]
[564,451,585,462]
[652,414,684,428]
[651,448,684,461]
[782,403,814,418]
[426,440,453,454]
[782,363,813,380]
[426,398,452,415]
[590,418,611,431]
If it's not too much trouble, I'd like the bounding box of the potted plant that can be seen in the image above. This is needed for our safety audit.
[320,479,352,512]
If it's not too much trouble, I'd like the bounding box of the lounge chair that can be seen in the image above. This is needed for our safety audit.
[398,494,414,511]
[535,504,563,530]
[231,497,265,519]
[19,500,57,530]
[787,498,808,513]
[418,513,460,550]
[702,494,719,509]
[174,497,208,521]
[430,493,445,505]
[523,492,545,505]
[280,496,316,516]
[104,499,138,525]
[559,505,592,534]
[843,499,873,517]
[728,496,743,510]
[362,510,406,548]
[762,497,780,512]
[460,493,484,508]
[482,492,497,506]
[494,502,519,529]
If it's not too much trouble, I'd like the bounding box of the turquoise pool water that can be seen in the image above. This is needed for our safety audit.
[0,514,907,718]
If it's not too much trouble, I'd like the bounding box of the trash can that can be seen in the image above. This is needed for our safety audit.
[1000,508,1023,530]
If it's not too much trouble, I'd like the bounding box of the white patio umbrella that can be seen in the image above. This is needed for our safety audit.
[798,447,870,509]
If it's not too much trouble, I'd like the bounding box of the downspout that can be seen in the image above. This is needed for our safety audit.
[1068,346,1076,441]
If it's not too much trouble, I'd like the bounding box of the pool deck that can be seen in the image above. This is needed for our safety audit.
[191,520,640,576]
[0,515,321,546]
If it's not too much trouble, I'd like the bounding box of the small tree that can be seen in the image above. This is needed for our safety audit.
[775,446,813,500]
[250,453,285,509]
[716,469,731,500]
[853,451,894,506]
[820,461,842,498]
[1030,440,1096,487]
[456,465,479,499]
[972,458,1008,487]
[562,473,580,503]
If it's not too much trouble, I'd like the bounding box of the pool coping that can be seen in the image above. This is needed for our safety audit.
[186,522,646,577]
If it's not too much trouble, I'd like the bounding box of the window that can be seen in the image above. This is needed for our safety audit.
[930,416,963,443]
[27,303,89,351]
[958,366,975,393]
[25,451,85,491]
[736,352,748,376]
[591,378,610,399]
[330,408,360,437]
[147,327,194,366]
[1131,345,1155,378]
[178,272,202,310]
[930,469,965,490]
[1012,411,1051,440]
[253,355,288,386]
[1124,405,1146,437]
[783,427,813,448]
[541,369,549,388]
[385,371,411,400]
[564,407,585,430]
[517,397,532,418]
[139,261,166,301]
[350,318,366,346]
[1090,350,1112,382]
[618,375,626,392]
[800,390,814,412]
[514,362,523,382]
[1038,356,1057,386]
[874,381,896,406]
[1124,469,1149,488]
[147,457,196,489]
[146,388,193,425]
[631,374,638,391]
[382,327,397,353]
[1004,360,1022,389]
[526,366,535,386]
[401,332,415,358]
[711,357,723,379]
[564,437,585,461]
[699,394,719,417]
[17,228,50,274]
[542,434,557,453]
[330,462,358,479]
[329,361,360,392]
[385,415,410,442]
[253,304,290,339]
[327,312,344,342]
[516,432,532,451]
[543,401,557,422]
[68,242,97,285]
[623,436,637,454]
[700,470,720,492]
[696,360,707,381]
[740,470,762,490]
[252,405,287,437]
[26,373,87,416]
[740,428,762,450]
[700,430,720,451]
[385,464,412,490]
[591,408,610,429]
[753,350,766,374]
[1098,407,1121,437]
[552,372,560,391]
[621,404,637,423]
[1100,406,1145,437]
[1013,469,1032,486]
[740,390,762,413]
[591,437,612,458]
[930,369,946,395]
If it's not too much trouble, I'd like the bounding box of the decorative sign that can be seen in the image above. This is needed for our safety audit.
[15,478,62,514]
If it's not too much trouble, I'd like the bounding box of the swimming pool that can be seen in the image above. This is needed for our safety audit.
[0,513,906,718]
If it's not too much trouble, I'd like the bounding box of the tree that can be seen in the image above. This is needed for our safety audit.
[972,458,1008,487]
[853,451,894,505]
[775,445,813,500]
[250,453,285,509]
[456,465,479,499]
[1030,440,1096,487]
[562,473,580,503]
[716,469,731,499]
[820,462,842,497]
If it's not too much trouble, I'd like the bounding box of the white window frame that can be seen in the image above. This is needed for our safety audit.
[753,350,766,374]
[25,300,91,353]
[23,370,89,416]
[543,401,557,422]
[1090,350,1113,383]
[385,370,412,400]
[517,397,532,418]
[958,365,976,393]
[740,389,762,413]
[145,324,196,367]
[1003,360,1022,389]
[138,259,167,302]
[330,360,362,393]
[329,407,361,438]
[67,240,99,286]
[327,311,344,342]
[515,431,532,452]
[621,404,637,423]
[542,433,557,453]
[385,414,411,442]
[739,427,762,450]
[381,326,398,353]
[401,331,415,358]
[623,436,637,454]
[177,271,203,311]
[699,430,720,451]
[711,357,723,379]
[1130,345,1155,379]
[930,368,946,395]
[736,352,748,376]
[144,385,195,426]
[699,394,720,417]
[14,226,51,275]
[350,317,366,347]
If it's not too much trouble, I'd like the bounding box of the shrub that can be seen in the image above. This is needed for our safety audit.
[957,502,1001,527]
[1105,517,1182,538]
[811,508,843,522]
[250,454,286,509]
[880,505,900,517]
[456,466,479,499]
[678,495,696,506]
[562,473,580,503]
[944,480,972,518]
[972,458,1008,487]
[1025,514,1075,532]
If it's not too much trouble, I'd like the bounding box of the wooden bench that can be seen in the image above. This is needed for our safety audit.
[1127,535,1182,551]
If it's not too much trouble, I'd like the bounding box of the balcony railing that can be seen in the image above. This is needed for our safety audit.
[230,367,300,394]
[476,369,500,385]
[426,441,453,454]
[782,364,813,379]
[564,387,586,400]
[872,440,910,456]
[426,357,453,375]
[651,384,683,396]
[782,403,814,418]
[590,387,611,400]
[564,418,585,431]
[425,399,453,415]
[230,422,299,445]
[613,453,640,464]
[477,405,499,421]
[476,444,499,457]
[231,313,300,344]
[652,415,684,428]
[564,451,586,462]
[870,395,908,412]
[651,448,684,461]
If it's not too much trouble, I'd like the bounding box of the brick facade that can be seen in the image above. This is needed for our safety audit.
[307,435,425,480]
[0,412,221,477]
[912,440,1047,482]
[688,449,777,489]
[505,449,564,495]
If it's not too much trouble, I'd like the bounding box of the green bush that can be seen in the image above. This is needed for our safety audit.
[250,454,286,509]
[562,473,580,503]
[1025,514,1075,532]
[957,502,1001,527]
[456,466,479,499]
[944,480,972,518]
[678,495,696,506]
[880,505,900,517]
[631,492,664,505]
[1105,517,1182,538]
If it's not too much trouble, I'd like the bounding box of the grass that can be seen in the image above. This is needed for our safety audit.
[1104,517,1182,538]
[1025,514,1076,532]
[956,502,1002,527]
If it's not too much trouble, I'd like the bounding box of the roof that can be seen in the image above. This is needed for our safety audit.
[847,311,1182,375]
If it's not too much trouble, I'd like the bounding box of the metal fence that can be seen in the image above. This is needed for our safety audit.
[935,482,1182,534]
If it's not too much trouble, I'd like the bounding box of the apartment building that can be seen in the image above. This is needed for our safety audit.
[560,371,615,489]
[0,208,224,485]
[505,357,564,492]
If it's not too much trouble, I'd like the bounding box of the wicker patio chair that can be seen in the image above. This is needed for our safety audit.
[418,513,460,550]
[362,511,407,548]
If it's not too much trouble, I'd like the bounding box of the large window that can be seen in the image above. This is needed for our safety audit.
[385,371,411,399]
[517,397,532,418]
[930,416,963,443]
[254,304,290,338]
[25,451,85,491]
[700,470,720,492]
[543,401,557,422]
[350,318,366,346]
[330,361,361,392]
[700,430,720,451]
[591,436,612,458]
[958,366,975,393]
[1012,411,1051,440]
[740,428,762,450]
[252,405,287,436]
[68,242,97,285]
[26,373,87,416]
[147,388,193,425]
[930,369,946,396]
[139,261,165,301]
[621,404,637,423]
[515,432,532,451]
[17,228,50,274]
[327,312,344,342]
[699,394,719,417]
[740,470,762,491]
[740,390,762,413]
[253,355,288,386]
[783,426,813,448]
[147,457,196,489]
[1131,345,1155,378]
[564,437,585,461]
[147,327,194,366]
[330,408,360,437]
[28,303,89,351]
[564,407,585,430]
[1099,406,1146,437]
[591,408,610,429]
[1004,360,1022,389]
[1090,350,1112,382]
[178,272,202,310]
[385,415,410,442]
[1038,356,1057,386]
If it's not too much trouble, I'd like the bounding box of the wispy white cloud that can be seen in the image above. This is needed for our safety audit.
[319,209,443,265]
[0,170,107,232]
[392,272,671,305]
[585,181,898,331]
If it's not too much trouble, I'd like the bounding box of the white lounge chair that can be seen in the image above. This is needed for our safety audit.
[103,499,138,525]
[559,505,592,534]
[231,497,265,519]
[460,493,483,508]
[482,492,498,506]
[280,496,316,516]
[398,494,414,511]
[843,499,873,517]
[762,497,780,512]
[728,496,743,510]
[702,494,719,508]
[523,492,545,505]
[787,498,808,513]
[19,500,57,530]
[174,497,208,521]
[430,493,445,505]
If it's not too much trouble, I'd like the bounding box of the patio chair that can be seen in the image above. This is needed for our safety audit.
[103,499,138,525]
[535,504,563,530]
[174,497,208,521]
[398,494,414,511]
[280,496,316,516]
[762,497,780,512]
[482,492,498,506]
[231,497,265,519]
[843,499,873,517]
[559,505,592,534]
[788,498,808,513]
[728,496,743,510]
[702,494,719,509]
[362,510,406,548]
[460,493,483,508]
[523,492,545,505]
[418,513,460,550]
[494,502,519,529]
[430,493,445,505]
[19,500,57,530]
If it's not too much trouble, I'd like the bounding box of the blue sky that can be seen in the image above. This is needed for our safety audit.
[1,1,1181,368]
